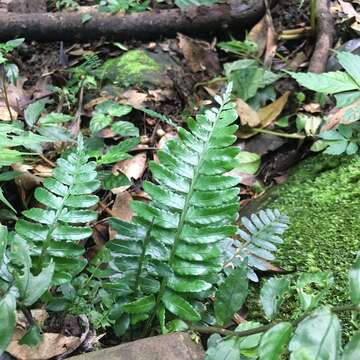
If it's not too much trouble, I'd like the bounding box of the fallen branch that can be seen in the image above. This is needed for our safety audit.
[0,0,266,43]
[308,0,333,73]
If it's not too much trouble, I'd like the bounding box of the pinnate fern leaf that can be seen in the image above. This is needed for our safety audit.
[15,136,100,284]
[108,84,242,323]
[234,208,289,282]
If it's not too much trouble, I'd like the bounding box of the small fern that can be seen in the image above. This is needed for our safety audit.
[106,84,242,328]
[15,136,99,285]
[232,209,289,282]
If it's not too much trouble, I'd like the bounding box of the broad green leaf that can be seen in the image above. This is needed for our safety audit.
[214,263,248,325]
[24,99,47,127]
[337,51,360,87]
[19,323,43,347]
[4,62,19,84]
[111,121,139,137]
[206,336,241,360]
[95,100,132,117]
[349,253,360,305]
[90,113,113,133]
[162,289,201,322]
[102,172,131,190]
[234,151,260,174]
[114,314,130,337]
[260,276,291,320]
[0,287,17,354]
[0,170,21,181]
[289,307,341,360]
[0,148,23,166]
[296,272,333,311]
[287,71,359,94]
[123,295,155,314]
[0,224,7,264]
[235,321,262,349]
[39,113,72,125]
[342,331,360,360]
[335,91,360,107]
[259,322,292,360]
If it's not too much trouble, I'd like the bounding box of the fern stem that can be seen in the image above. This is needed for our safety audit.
[134,218,154,298]
[251,128,306,139]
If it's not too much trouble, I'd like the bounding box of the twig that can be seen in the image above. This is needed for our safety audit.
[251,128,306,139]
[39,154,56,168]
[190,304,360,338]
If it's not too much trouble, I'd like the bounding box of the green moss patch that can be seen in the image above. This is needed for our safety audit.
[270,154,360,305]
[98,50,162,87]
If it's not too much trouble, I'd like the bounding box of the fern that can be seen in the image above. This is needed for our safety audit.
[107,84,242,327]
[14,136,99,285]
[232,209,289,282]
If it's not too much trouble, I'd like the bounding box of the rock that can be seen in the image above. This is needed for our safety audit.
[98,50,165,88]
[68,332,204,360]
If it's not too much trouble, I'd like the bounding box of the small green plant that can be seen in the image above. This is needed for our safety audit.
[218,39,258,57]
[0,38,24,84]
[56,0,78,10]
[204,254,360,359]
[98,0,150,13]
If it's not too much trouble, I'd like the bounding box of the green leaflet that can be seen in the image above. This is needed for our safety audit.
[337,51,360,87]
[0,287,17,354]
[260,276,291,320]
[259,322,293,360]
[342,331,360,360]
[14,136,99,283]
[214,263,248,326]
[287,71,359,94]
[288,307,341,360]
[349,253,360,305]
[108,84,242,324]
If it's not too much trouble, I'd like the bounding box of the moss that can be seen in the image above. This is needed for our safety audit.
[98,50,162,87]
[246,155,360,335]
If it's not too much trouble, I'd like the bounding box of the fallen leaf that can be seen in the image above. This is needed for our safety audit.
[322,97,360,130]
[154,131,178,163]
[303,102,321,113]
[247,16,267,57]
[257,91,290,128]
[236,98,260,127]
[0,102,17,120]
[178,33,220,75]
[120,89,148,108]
[33,164,53,177]
[263,0,277,68]
[16,310,49,329]
[7,77,31,111]
[7,332,81,360]
[113,152,147,180]
[111,191,133,222]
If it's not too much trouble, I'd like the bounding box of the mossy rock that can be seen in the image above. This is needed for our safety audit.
[268,154,360,307]
[98,50,163,87]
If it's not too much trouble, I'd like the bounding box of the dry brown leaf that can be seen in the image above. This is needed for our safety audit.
[16,310,49,329]
[257,91,290,128]
[7,77,31,110]
[0,102,17,120]
[322,97,360,131]
[303,103,321,113]
[7,332,81,360]
[248,16,268,57]
[263,0,277,68]
[112,191,133,222]
[114,152,147,180]
[178,33,220,75]
[236,99,260,127]
[120,89,148,108]
[154,131,178,163]
[33,164,53,177]
[84,96,112,111]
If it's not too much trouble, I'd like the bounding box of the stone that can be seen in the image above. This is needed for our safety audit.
[69,332,204,360]
[98,50,164,88]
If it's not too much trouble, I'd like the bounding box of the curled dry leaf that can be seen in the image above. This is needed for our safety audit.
[33,164,53,178]
[257,91,290,128]
[112,191,133,222]
[247,16,267,57]
[120,89,148,109]
[236,98,261,127]
[178,33,220,75]
[7,331,81,360]
[114,152,147,180]
[322,97,360,131]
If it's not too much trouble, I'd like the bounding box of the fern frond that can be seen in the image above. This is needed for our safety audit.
[233,208,289,282]
[107,84,241,323]
[15,137,100,284]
